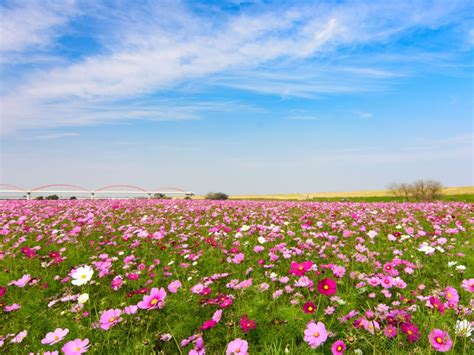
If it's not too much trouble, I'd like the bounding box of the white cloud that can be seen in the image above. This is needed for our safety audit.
[0,0,76,53]
[0,0,472,134]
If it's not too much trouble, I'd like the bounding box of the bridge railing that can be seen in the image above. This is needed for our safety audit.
[0,184,195,200]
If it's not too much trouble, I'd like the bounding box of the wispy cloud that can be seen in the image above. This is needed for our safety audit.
[33,132,79,140]
[1,0,472,134]
[353,110,373,120]
[0,0,76,54]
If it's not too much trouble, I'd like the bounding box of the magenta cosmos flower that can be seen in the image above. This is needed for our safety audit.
[41,328,69,345]
[428,329,452,352]
[137,287,166,310]
[303,301,316,314]
[304,321,328,349]
[289,261,314,276]
[226,338,248,355]
[99,309,122,330]
[331,340,346,354]
[317,278,337,296]
[239,315,256,333]
[62,338,90,354]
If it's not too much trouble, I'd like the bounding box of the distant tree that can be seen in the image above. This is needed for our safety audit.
[411,179,443,201]
[153,193,170,199]
[46,194,59,200]
[205,192,228,200]
[387,179,443,202]
[387,183,412,201]
[35,196,44,200]
[70,196,77,200]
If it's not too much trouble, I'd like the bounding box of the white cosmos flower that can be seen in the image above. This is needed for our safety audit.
[240,225,250,232]
[77,293,89,304]
[448,261,457,267]
[455,319,473,337]
[257,236,266,244]
[71,265,94,286]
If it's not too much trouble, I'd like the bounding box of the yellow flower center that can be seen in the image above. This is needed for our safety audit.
[323,285,329,290]
[337,346,343,351]
[314,332,319,337]
[150,298,158,306]
[436,337,443,344]
[407,330,413,335]
[447,292,452,298]
[54,336,59,340]
[235,348,240,353]
[81,274,87,279]
[75,347,81,351]
[308,306,313,311]
[109,317,116,323]
[298,266,304,271]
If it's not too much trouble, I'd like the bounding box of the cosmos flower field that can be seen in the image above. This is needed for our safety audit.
[1,200,473,354]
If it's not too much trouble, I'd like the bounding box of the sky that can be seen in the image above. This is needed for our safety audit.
[0,0,473,195]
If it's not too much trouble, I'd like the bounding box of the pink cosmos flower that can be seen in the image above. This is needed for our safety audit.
[429,296,445,314]
[428,329,452,352]
[331,340,346,354]
[381,276,393,289]
[41,328,69,345]
[461,278,474,292]
[384,324,397,338]
[303,301,316,314]
[239,315,256,333]
[212,309,223,322]
[289,261,314,276]
[124,305,138,315]
[200,319,217,331]
[401,322,421,343]
[8,274,31,287]
[226,338,248,355]
[317,278,337,295]
[167,280,182,293]
[304,321,328,349]
[445,286,459,306]
[62,338,90,354]
[4,303,21,312]
[99,309,122,330]
[231,253,245,264]
[137,287,166,310]
[10,330,27,343]
[111,276,123,291]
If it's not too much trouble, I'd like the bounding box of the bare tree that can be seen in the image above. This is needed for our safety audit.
[425,180,443,201]
[387,182,412,201]
[389,179,443,201]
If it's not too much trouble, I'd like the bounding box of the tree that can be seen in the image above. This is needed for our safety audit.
[205,192,228,200]
[46,194,59,200]
[387,179,443,202]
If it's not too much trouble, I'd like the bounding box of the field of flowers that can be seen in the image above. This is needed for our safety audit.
[0,200,473,354]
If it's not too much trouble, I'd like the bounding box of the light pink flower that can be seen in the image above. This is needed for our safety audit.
[8,274,31,287]
[168,280,182,293]
[226,338,248,355]
[41,328,69,345]
[304,321,328,349]
[137,287,166,310]
[10,330,27,343]
[62,338,90,354]
[99,309,122,330]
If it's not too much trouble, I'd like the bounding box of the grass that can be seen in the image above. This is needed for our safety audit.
[229,186,474,202]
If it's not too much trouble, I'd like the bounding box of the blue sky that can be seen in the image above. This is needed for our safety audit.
[0,0,473,194]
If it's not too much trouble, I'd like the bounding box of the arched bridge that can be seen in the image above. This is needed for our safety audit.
[0,184,195,200]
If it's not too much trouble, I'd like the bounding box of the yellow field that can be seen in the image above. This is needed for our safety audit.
[227,186,474,200]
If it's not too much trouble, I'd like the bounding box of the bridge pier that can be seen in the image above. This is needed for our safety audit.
[91,192,95,200]
[26,192,31,201]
